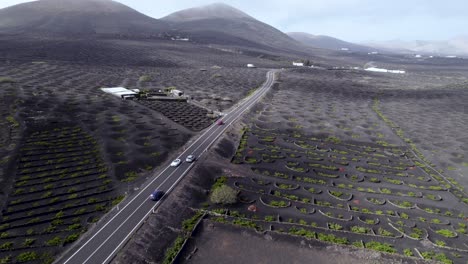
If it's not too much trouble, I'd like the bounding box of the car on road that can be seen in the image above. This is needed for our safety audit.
[217,120,224,125]
[185,155,196,163]
[170,159,182,167]
[150,190,164,201]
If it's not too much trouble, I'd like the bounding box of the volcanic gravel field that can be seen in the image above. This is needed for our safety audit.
[1,34,468,264]
[159,69,468,264]
[0,36,274,263]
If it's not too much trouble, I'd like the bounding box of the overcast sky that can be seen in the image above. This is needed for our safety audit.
[1,0,466,42]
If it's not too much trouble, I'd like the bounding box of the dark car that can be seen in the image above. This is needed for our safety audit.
[217,120,224,125]
[150,190,164,201]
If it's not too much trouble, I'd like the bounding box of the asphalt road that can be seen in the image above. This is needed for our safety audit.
[57,69,277,264]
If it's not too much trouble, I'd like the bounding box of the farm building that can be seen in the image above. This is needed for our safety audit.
[101,87,138,100]
[247,64,256,68]
[171,89,184,97]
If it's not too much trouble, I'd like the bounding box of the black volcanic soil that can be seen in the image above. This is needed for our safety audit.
[180,221,429,264]
[0,34,283,262]
[113,63,468,264]
[1,28,468,264]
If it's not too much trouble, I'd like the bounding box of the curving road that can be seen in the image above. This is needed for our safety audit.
[57,69,278,264]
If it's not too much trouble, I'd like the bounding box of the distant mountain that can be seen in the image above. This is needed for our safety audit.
[0,0,166,36]
[163,2,252,22]
[287,32,375,52]
[366,36,468,56]
[161,3,304,52]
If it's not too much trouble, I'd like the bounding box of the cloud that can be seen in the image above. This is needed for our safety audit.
[1,0,467,42]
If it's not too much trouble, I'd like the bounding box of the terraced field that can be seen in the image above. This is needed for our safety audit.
[0,58,267,181]
[0,125,121,263]
[201,70,468,264]
[138,100,215,131]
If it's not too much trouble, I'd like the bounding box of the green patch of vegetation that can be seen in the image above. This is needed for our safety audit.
[0,242,13,250]
[308,163,338,171]
[45,236,62,246]
[182,211,204,232]
[436,229,457,238]
[210,185,237,205]
[364,241,396,253]
[392,200,414,208]
[0,77,15,83]
[367,197,384,205]
[162,236,185,264]
[288,227,315,239]
[356,166,381,174]
[64,233,80,244]
[112,195,125,206]
[380,188,392,194]
[352,240,364,248]
[211,176,227,191]
[329,190,344,198]
[269,200,288,207]
[351,226,371,234]
[16,251,38,262]
[316,232,348,245]
[420,251,453,264]
[277,183,295,190]
[162,212,205,264]
[409,227,424,239]
[22,238,36,247]
[328,223,343,231]
[232,218,260,230]
[325,136,341,144]
[384,178,403,185]
[139,75,152,82]
[404,248,414,257]
[378,228,393,237]
[245,157,259,164]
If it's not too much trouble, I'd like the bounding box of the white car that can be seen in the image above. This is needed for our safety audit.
[170,159,182,167]
[185,155,196,163]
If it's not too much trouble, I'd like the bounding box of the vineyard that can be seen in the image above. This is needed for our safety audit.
[201,70,468,264]
[0,125,121,263]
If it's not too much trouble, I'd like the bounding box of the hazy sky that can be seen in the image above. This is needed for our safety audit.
[1,0,466,42]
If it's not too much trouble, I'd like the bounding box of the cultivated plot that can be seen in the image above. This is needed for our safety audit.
[204,70,468,264]
[0,125,122,263]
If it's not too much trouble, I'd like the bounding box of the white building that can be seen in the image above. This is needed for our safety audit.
[365,67,405,74]
[171,89,184,97]
[293,62,304,67]
[101,87,137,99]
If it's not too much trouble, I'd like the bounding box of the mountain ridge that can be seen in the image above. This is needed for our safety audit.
[161,3,305,52]
[0,0,166,35]
[288,32,375,53]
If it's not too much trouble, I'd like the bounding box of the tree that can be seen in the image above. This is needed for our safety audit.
[210,185,237,204]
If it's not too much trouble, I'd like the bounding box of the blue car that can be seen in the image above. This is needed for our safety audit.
[150,190,164,201]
